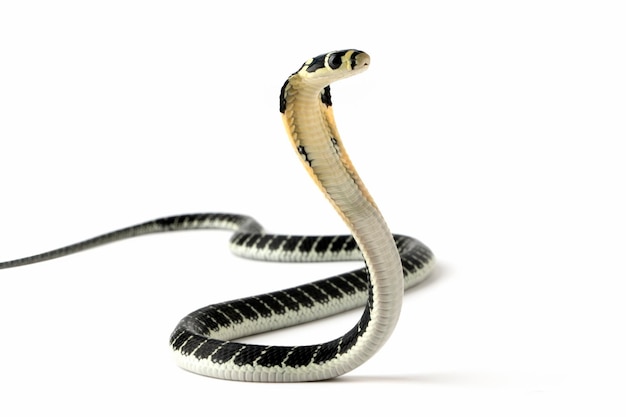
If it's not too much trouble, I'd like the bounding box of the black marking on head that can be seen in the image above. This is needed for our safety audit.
[349,50,362,69]
[297,145,312,166]
[282,49,364,113]
[321,86,332,107]
[327,52,343,69]
[305,53,327,73]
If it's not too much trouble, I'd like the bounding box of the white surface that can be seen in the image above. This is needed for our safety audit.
[1,1,625,415]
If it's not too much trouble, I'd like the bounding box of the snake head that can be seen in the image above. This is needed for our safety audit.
[299,49,370,84]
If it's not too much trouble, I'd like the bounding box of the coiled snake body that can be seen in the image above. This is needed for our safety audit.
[1,50,435,382]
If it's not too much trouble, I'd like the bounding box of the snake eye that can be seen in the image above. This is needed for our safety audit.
[327,53,343,70]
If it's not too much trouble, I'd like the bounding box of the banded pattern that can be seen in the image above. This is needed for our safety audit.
[1,49,435,382]
[0,212,434,382]
[170,218,434,382]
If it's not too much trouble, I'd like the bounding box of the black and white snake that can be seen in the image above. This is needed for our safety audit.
[1,50,435,382]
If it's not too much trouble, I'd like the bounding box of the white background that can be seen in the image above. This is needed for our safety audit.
[1,1,625,415]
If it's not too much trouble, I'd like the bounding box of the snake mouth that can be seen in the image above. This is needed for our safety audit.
[350,50,370,69]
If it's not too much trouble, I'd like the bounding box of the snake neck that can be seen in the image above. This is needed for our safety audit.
[281,76,405,352]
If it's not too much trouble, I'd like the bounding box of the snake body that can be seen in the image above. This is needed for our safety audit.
[0,50,435,382]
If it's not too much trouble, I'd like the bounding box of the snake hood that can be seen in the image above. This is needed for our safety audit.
[280,49,370,113]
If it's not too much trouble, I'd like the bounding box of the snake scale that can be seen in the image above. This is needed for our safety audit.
[1,50,435,382]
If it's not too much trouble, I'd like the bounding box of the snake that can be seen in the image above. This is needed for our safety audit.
[0,49,435,382]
